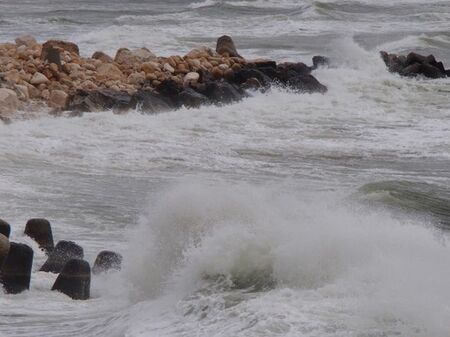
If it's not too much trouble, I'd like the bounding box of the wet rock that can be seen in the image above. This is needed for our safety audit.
[92,51,113,63]
[0,219,11,238]
[131,90,171,113]
[42,40,79,56]
[184,72,200,85]
[156,79,183,108]
[67,89,134,112]
[312,55,330,69]
[52,259,90,300]
[380,51,447,78]
[201,80,245,104]
[0,233,10,266]
[41,45,62,70]
[286,74,328,94]
[242,77,263,91]
[233,68,272,87]
[216,35,241,58]
[419,63,446,79]
[40,240,84,273]
[92,250,122,274]
[0,88,19,116]
[1,242,33,294]
[178,87,209,108]
[24,218,54,254]
[276,62,311,82]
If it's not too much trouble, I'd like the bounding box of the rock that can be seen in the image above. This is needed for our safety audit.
[0,219,11,238]
[131,90,172,113]
[156,79,183,107]
[91,51,113,63]
[201,80,245,104]
[141,61,160,74]
[96,63,124,80]
[276,62,311,81]
[399,63,422,77]
[41,45,62,70]
[286,74,327,94]
[178,87,209,108]
[0,233,10,266]
[30,72,49,85]
[114,48,132,64]
[127,72,146,85]
[15,35,37,48]
[420,63,446,79]
[49,90,69,109]
[233,68,272,87]
[381,51,448,78]
[67,89,134,112]
[42,40,79,56]
[0,242,33,294]
[52,259,90,300]
[405,52,428,67]
[242,77,263,91]
[312,55,330,69]
[40,240,84,273]
[216,35,241,58]
[247,59,277,69]
[131,48,156,62]
[0,88,19,116]
[15,84,30,101]
[163,63,175,74]
[24,218,54,254]
[183,72,200,85]
[92,251,122,274]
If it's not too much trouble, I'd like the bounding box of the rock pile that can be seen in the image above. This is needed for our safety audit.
[0,35,328,120]
[380,51,450,79]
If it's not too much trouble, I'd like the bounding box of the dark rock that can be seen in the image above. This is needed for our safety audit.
[67,89,134,112]
[248,60,277,69]
[131,90,172,113]
[156,79,183,108]
[0,233,10,267]
[24,218,54,254]
[42,40,80,56]
[216,35,242,58]
[420,63,446,79]
[41,45,62,70]
[1,242,33,294]
[91,51,113,63]
[435,61,446,73]
[92,250,122,274]
[405,52,428,66]
[52,259,90,300]
[0,219,11,238]
[286,74,328,94]
[275,62,311,84]
[380,51,407,73]
[242,77,263,91]
[312,55,330,69]
[201,80,246,104]
[178,88,209,108]
[399,63,422,77]
[40,240,84,273]
[233,68,272,87]
[446,69,450,77]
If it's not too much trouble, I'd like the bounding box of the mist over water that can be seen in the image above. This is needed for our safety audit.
[1,0,450,336]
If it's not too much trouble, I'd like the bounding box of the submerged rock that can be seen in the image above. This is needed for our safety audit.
[92,250,122,274]
[52,259,90,300]
[40,240,84,273]
[1,242,33,294]
[24,218,54,254]
[67,89,134,112]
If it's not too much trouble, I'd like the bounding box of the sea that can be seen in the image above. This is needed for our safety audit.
[0,0,450,336]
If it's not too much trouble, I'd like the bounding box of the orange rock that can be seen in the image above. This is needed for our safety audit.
[96,63,123,80]
[48,90,68,108]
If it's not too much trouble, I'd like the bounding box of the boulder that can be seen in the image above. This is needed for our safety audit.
[0,219,11,238]
[312,55,330,69]
[216,35,241,58]
[114,47,156,64]
[156,79,183,108]
[0,88,19,116]
[201,80,245,104]
[178,87,209,108]
[24,218,54,254]
[420,63,446,79]
[15,35,37,48]
[40,240,84,273]
[67,89,134,112]
[41,45,62,70]
[96,63,123,80]
[91,51,113,63]
[42,40,79,56]
[0,242,33,294]
[183,72,200,85]
[92,251,122,274]
[30,72,49,85]
[48,90,69,109]
[131,90,172,113]
[52,259,90,300]
[380,51,448,78]
[286,74,328,94]
[0,233,10,266]
[233,68,272,87]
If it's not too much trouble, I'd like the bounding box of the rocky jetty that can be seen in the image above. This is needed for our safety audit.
[0,35,328,120]
[380,51,450,79]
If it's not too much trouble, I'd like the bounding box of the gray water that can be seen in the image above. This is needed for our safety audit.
[1,1,450,336]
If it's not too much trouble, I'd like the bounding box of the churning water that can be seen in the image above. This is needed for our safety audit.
[1,0,450,336]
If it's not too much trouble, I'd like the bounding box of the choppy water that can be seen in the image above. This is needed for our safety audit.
[1,1,450,336]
